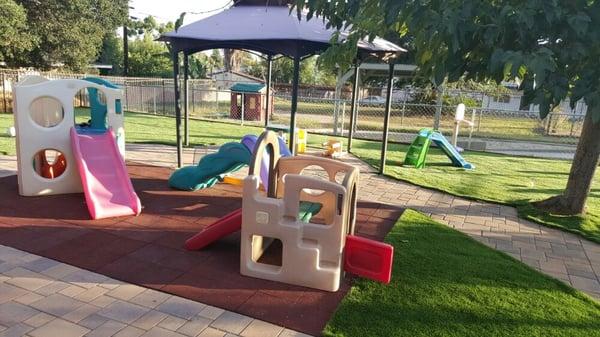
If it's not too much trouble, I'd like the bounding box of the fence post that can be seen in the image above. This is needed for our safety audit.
[162,80,166,114]
[140,84,144,113]
[215,90,219,115]
[400,95,406,126]
[191,88,195,115]
[341,102,346,136]
[124,80,129,112]
[433,85,443,130]
[333,97,339,135]
[2,73,7,113]
[241,93,245,126]
[153,87,157,114]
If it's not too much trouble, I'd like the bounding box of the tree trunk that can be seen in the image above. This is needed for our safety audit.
[534,109,600,215]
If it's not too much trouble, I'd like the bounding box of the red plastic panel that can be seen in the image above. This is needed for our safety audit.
[344,235,394,284]
[185,208,243,250]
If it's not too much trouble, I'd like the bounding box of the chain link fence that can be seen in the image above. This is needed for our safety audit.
[0,69,581,157]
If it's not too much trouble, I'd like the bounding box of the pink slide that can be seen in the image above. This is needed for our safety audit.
[70,127,142,219]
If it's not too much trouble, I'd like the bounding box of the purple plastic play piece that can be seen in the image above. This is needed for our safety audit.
[241,134,290,192]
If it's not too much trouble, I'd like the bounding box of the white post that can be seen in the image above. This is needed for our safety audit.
[240,93,245,126]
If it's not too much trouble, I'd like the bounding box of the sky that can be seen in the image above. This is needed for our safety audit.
[128,0,233,24]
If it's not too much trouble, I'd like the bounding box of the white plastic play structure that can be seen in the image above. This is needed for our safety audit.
[451,103,475,149]
[241,131,360,292]
[184,130,394,291]
[12,76,141,219]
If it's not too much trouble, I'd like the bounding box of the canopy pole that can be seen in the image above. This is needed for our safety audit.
[380,63,395,174]
[183,52,189,147]
[172,50,183,168]
[264,54,273,128]
[289,55,300,154]
[347,63,360,152]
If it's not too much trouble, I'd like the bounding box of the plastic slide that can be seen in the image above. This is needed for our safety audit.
[185,201,322,251]
[169,134,291,192]
[404,128,474,169]
[70,127,142,219]
[168,142,252,191]
[185,208,243,250]
[430,131,474,169]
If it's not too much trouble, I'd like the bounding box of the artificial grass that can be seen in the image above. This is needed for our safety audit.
[350,139,600,243]
[325,210,600,337]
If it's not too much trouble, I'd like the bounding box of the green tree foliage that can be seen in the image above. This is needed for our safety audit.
[9,0,128,71]
[123,15,217,79]
[128,35,173,78]
[295,0,600,215]
[247,55,337,85]
[96,34,123,75]
[0,0,35,65]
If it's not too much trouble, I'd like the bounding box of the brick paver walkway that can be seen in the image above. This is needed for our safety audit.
[0,245,308,337]
[0,142,598,337]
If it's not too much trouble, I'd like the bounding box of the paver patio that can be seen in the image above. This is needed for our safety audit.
[0,142,598,337]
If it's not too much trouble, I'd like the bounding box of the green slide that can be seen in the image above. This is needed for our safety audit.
[404,128,474,169]
[404,129,434,168]
[168,142,252,191]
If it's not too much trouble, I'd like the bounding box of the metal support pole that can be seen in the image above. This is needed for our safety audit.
[183,53,190,146]
[172,50,183,168]
[380,63,395,175]
[265,55,273,128]
[289,55,301,154]
[123,26,129,76]
[347,64,360,152]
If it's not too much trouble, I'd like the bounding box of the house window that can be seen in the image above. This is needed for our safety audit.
[249,97,256,110]
[492,95,511,103]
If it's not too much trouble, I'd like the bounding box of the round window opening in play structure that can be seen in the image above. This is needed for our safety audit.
[29,96,64,128]
[32,149,67,180]
[299,165,330,196]
[73,87,107,127]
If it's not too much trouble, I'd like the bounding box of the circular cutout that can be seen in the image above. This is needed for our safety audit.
[32,149,67,179]
[29,97,64,128]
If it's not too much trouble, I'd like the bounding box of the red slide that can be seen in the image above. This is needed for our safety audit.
[344,235,394,284]
[185,208,243,250]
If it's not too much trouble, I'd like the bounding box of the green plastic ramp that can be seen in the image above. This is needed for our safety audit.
[169,142,252,191]
[403,129,434,168]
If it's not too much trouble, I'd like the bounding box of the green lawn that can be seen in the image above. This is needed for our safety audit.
[350,139,600,243]
[1,111,597,243]
[325,210,600,337]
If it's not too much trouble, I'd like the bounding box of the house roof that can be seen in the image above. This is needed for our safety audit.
[230,83,266,93]
[209,69,264,83]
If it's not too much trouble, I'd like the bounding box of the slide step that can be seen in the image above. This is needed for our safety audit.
[344,235,393,284]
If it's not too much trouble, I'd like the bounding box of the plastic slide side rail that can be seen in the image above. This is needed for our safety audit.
[344,235,394,284]
[184,208,243,250]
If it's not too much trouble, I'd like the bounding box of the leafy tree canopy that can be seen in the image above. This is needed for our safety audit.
[7,0,129,71]
[296,0,600,121]
[0,0,35,65]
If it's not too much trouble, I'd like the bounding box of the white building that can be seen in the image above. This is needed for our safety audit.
[208,69,264,90]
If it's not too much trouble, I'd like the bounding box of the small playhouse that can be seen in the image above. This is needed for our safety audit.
[229,83,272,122]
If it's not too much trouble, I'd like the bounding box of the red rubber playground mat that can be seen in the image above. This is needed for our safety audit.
[0,163,403,335]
